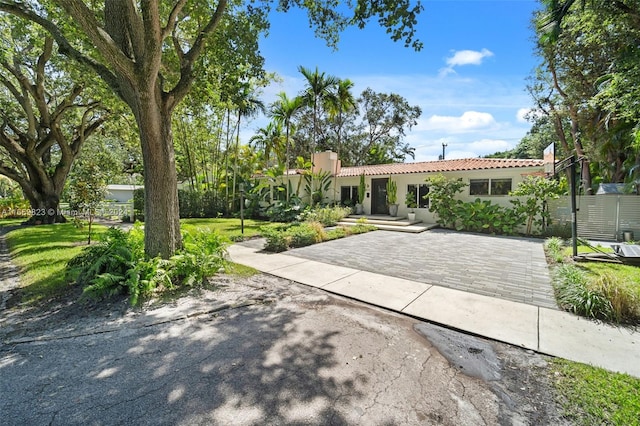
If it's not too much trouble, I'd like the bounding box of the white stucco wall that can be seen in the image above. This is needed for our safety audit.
[105,185,142,203]
[290,167,541,223]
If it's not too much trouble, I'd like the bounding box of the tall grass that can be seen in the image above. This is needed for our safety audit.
[553,264,614,320]
[545,237,640,324]
[590,272,640,323]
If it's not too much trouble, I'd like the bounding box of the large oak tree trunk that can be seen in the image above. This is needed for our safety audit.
[23,186,66,224]
[135,91,182,258]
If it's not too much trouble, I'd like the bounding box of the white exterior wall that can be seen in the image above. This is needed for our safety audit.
[338,168,535,222]
[105,188,134,203]
[105,185,142,203]
[286,167,539,224]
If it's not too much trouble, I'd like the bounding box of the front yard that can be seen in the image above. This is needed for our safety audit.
[2,219,639,425]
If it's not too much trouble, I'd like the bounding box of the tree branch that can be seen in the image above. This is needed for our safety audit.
[162,0,188,39]
[58,0,137,81]
[122,0,145,61]
[49,86,84,128]
[167,0,228,109]
[0,1,124,99]
[0,130,28,163]
[0,69,37,138]
[139,0,163,81]
[0,162,29,189]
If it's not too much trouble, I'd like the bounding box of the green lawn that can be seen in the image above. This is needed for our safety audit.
[547,239,640,424]
[552,359,640,425]
[180,217,274,240]
[2,220,107,303]
[1,218,271,304]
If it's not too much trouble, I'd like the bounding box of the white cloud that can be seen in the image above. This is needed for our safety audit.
[439,48,494,76]
[247,71,533,164]
[421,111,497,133]
[411,137,515,162]
[447,48,494,67]
[467,138,512,153]
[516,108,529,123]
[516,107,544,124]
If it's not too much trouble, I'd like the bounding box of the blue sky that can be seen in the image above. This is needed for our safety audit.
[247,0,542,162]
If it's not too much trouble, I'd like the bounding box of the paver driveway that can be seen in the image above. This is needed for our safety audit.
[285,229,558,309]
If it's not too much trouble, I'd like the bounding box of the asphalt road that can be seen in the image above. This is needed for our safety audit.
[0,274,566,425]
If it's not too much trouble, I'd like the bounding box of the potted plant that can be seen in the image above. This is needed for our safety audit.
[405,191,417,221]
[355,173,365,214]
[386,178,398,216]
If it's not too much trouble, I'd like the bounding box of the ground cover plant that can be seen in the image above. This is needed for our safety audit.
[66,225,227,305]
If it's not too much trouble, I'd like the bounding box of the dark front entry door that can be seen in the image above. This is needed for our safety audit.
[371,178,388,215]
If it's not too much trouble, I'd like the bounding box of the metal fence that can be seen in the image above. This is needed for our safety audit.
[548,195,640,241]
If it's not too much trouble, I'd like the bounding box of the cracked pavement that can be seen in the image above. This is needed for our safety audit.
[1,274,567,425]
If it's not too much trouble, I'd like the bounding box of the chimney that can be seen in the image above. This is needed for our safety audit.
[312,151,341,176]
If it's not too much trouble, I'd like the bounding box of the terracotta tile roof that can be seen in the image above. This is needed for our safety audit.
[335,158,545,177]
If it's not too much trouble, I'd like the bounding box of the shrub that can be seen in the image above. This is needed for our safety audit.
[0,197,31,218]
[553,264,613,321]
[178,189,204,218]
[544,237,566,263]
[261,225,291,252]
[169,229,227,286]
[454,198,523,235]
[510,176,562,236]
[301,205,351,226]
[544,222,573,239]
[261,221,376,252]
[265,199,304,222]
[425,174,467,229]
[288,224,319,248]
[66,225,228,305]
[178,189,225,218]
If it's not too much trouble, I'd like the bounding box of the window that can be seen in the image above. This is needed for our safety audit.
[470,179,489,195]
[491,178,512,195]
[470,178,512,196]
[341,186,359,206]
[407,184,429,208]
[418,184,430,208]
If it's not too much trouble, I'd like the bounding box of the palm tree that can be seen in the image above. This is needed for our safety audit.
[298,66,339,162]
[326,78,357,202]
[231,86,265,211]
[249,121,286,169]
[270,92,303,200]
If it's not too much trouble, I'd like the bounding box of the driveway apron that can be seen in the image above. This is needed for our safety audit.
[285,229,557,309]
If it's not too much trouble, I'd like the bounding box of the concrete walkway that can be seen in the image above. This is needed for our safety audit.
[229,231,640,378]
